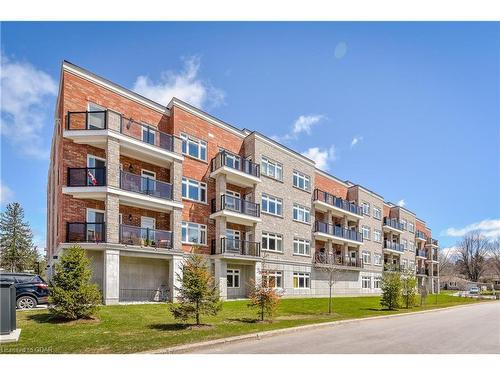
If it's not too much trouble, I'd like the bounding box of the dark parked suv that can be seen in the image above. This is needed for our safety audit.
[0,272,49,309]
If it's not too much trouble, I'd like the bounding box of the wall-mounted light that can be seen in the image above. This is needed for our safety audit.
[128,214,133,221]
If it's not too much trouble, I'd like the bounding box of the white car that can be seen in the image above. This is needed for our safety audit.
[469,286,480,295]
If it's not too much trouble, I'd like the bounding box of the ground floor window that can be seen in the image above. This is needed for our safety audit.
[362,276,372,289]
[227,269,240,288]
[265,271,283,288]
[293,272,310,289]
[362,251,371,264]
[374,254,382,265]
[374,277,382,288]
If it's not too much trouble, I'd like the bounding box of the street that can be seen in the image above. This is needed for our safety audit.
[188,302,500,354]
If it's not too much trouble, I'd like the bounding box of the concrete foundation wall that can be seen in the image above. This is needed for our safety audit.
[119,256,169,301]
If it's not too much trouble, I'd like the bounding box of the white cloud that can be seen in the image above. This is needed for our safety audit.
[334,42,348,59]
[274,114,325,141]
[397,199,406,207]
[1,54,57,159]
[0,181,14,204]
[350,136,363,148]
[442,219,500,239]
[132,56,225,110]
[302,145,337,170]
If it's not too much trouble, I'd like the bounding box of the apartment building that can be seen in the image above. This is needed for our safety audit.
[46,61,440,304]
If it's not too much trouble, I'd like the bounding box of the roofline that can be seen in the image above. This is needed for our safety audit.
[385,202,417,216]
[345,181,385,201]
[315,168,349,186]
[62,60,169,114]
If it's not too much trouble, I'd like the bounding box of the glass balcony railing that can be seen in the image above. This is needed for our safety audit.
[67,167,106,187]
[211,238,261,257]
[66,222,106,243]
[383,240,404,252]
[416,230,427,240]
[120,170,173,200]
[314,251,363,268]
[313,189,363,216]
[210,151,260,178]
[383,217,404,231]
[417,249,427,257]
[211,195,260,217]
[384,263,401,272]
[67,111,107,130]
[427,238,439,247]
[314,221,363,243]
[119,224,173,249]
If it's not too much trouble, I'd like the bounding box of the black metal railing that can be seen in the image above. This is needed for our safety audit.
[427,238,439,247]
[384,263,401,272]
[314,251,363,268]
[211,195,260,217]
[383,240,404,252]
[416,230,427,240]
[416,268,426,275]
[210,151,260,178]
[67,111,107,130]
[66,222,105,243]
[120,170,173,200]
[67,167,106,187]
[417,249,427,257]
[383,217,404,231]
[314,221,363,243]
[313,189,363,216]
[119,224,173,249]
[211,238,260,257]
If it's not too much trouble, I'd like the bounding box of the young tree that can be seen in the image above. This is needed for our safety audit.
[313,250,344,314]
[380,271,402,310]
[455,231,489,282]
[170,254,222,325]
[49,245,101,320]
[400,270,418,309]
[0,202,38,272]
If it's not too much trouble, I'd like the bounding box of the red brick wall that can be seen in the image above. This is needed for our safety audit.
[119,205,170,231]
[314,173,348,199]
[119,155,171,183]
[61,197,105,242]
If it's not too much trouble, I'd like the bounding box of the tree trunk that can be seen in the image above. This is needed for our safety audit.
[196,300,200,325]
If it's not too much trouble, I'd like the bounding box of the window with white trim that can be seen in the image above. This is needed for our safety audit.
[402,259,408,271]
[227,269,240,288]
[293,171,311,191]
[408,222,415,233]
[265,271,283,288]
[400,219,407,231]
[293,238,311,256]
[373,206,382,220]
[293,272,310,289]
[293,203,310,223]
[362,251,371,264]
[409,261,415,271]
[409,240,415,252]
[182,177,207,203]
[362,276,372,289]
[373,229,382,243]
[402,239,408,251]
[261,157,283,181]
[362,202,370,216]
[180,133,207,161]
[262,232,283,252]
[374,254,382,266]
[261,194,283,216]
[362,226,371,240]
[374,277,382,289]
[181,221,207,245]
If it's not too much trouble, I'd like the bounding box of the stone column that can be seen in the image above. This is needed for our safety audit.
[170,208,182,252]
[106,193,120,244]
[169,255,184,301]
[214,259,227,300]
[106,137,120,188]
[106,110,122,133]
[103,249,120,305]
[215,174,227,210]
[171,159,183,202]
[254,260,262,286]
[215,217,227,254]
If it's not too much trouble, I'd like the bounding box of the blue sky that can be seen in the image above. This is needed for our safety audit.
[1,22,499,252]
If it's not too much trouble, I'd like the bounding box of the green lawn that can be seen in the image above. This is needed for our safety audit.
[1,294,486,354]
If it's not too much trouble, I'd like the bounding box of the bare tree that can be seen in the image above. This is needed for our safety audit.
[438,247,457,276]
[455,231,490,282]
[490,239,500,278]
[313,250,345,314]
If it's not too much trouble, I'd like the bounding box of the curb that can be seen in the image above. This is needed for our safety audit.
[144,301,498,354]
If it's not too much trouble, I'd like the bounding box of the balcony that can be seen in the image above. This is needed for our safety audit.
[416,230,427,241]
[313,251,363,270]
[64,111,182,166]
[211,238,261,258]
[426,238,439,248]
[384,263,401,272]
[416,249,427,258]
[313,221,363,245]
[66,222,105,243]
[416,268,426,276]
[210,151,261,187]
[210,195,261,225]
[383,217,404,233]
[312,189,363,220]
[383,240,404,254]
[119,224,172,249]
[63,167,108,199]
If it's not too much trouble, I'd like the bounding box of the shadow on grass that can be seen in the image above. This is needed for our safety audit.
[27,313,99,325]
[226,317,261,324]
[148,323,213,331]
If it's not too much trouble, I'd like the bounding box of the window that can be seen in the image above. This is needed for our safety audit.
[181,221,207,245]
[362,202,370,216]
[180,133,207,161]
[373,206,382,220]
[293,171,311,191]
[87,103,106,129]
[374,277,382,289]
[400,219,407,231]
[409,241,415,252]
[261,194,283,216]
[374,254,382,266]
[141,170,156,193]
[402,259,408,271]
[408,222,415,233]
[409,261,415,271]
[293,204,310,223]
[265,271,283,288]
[373,229,382,243]
[362,276,372,289]
[293,238,311,256]
[362,251,371,264]
[362,226,371,240]
[141,123,156,145]
[227,269,240,288]
[182,177,207,203]
[402,239,408,251]
[262,232,283,252]
[293,272,310,289]
[261,157,283,181]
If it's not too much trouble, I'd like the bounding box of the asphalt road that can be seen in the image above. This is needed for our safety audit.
[189,302,500,354]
